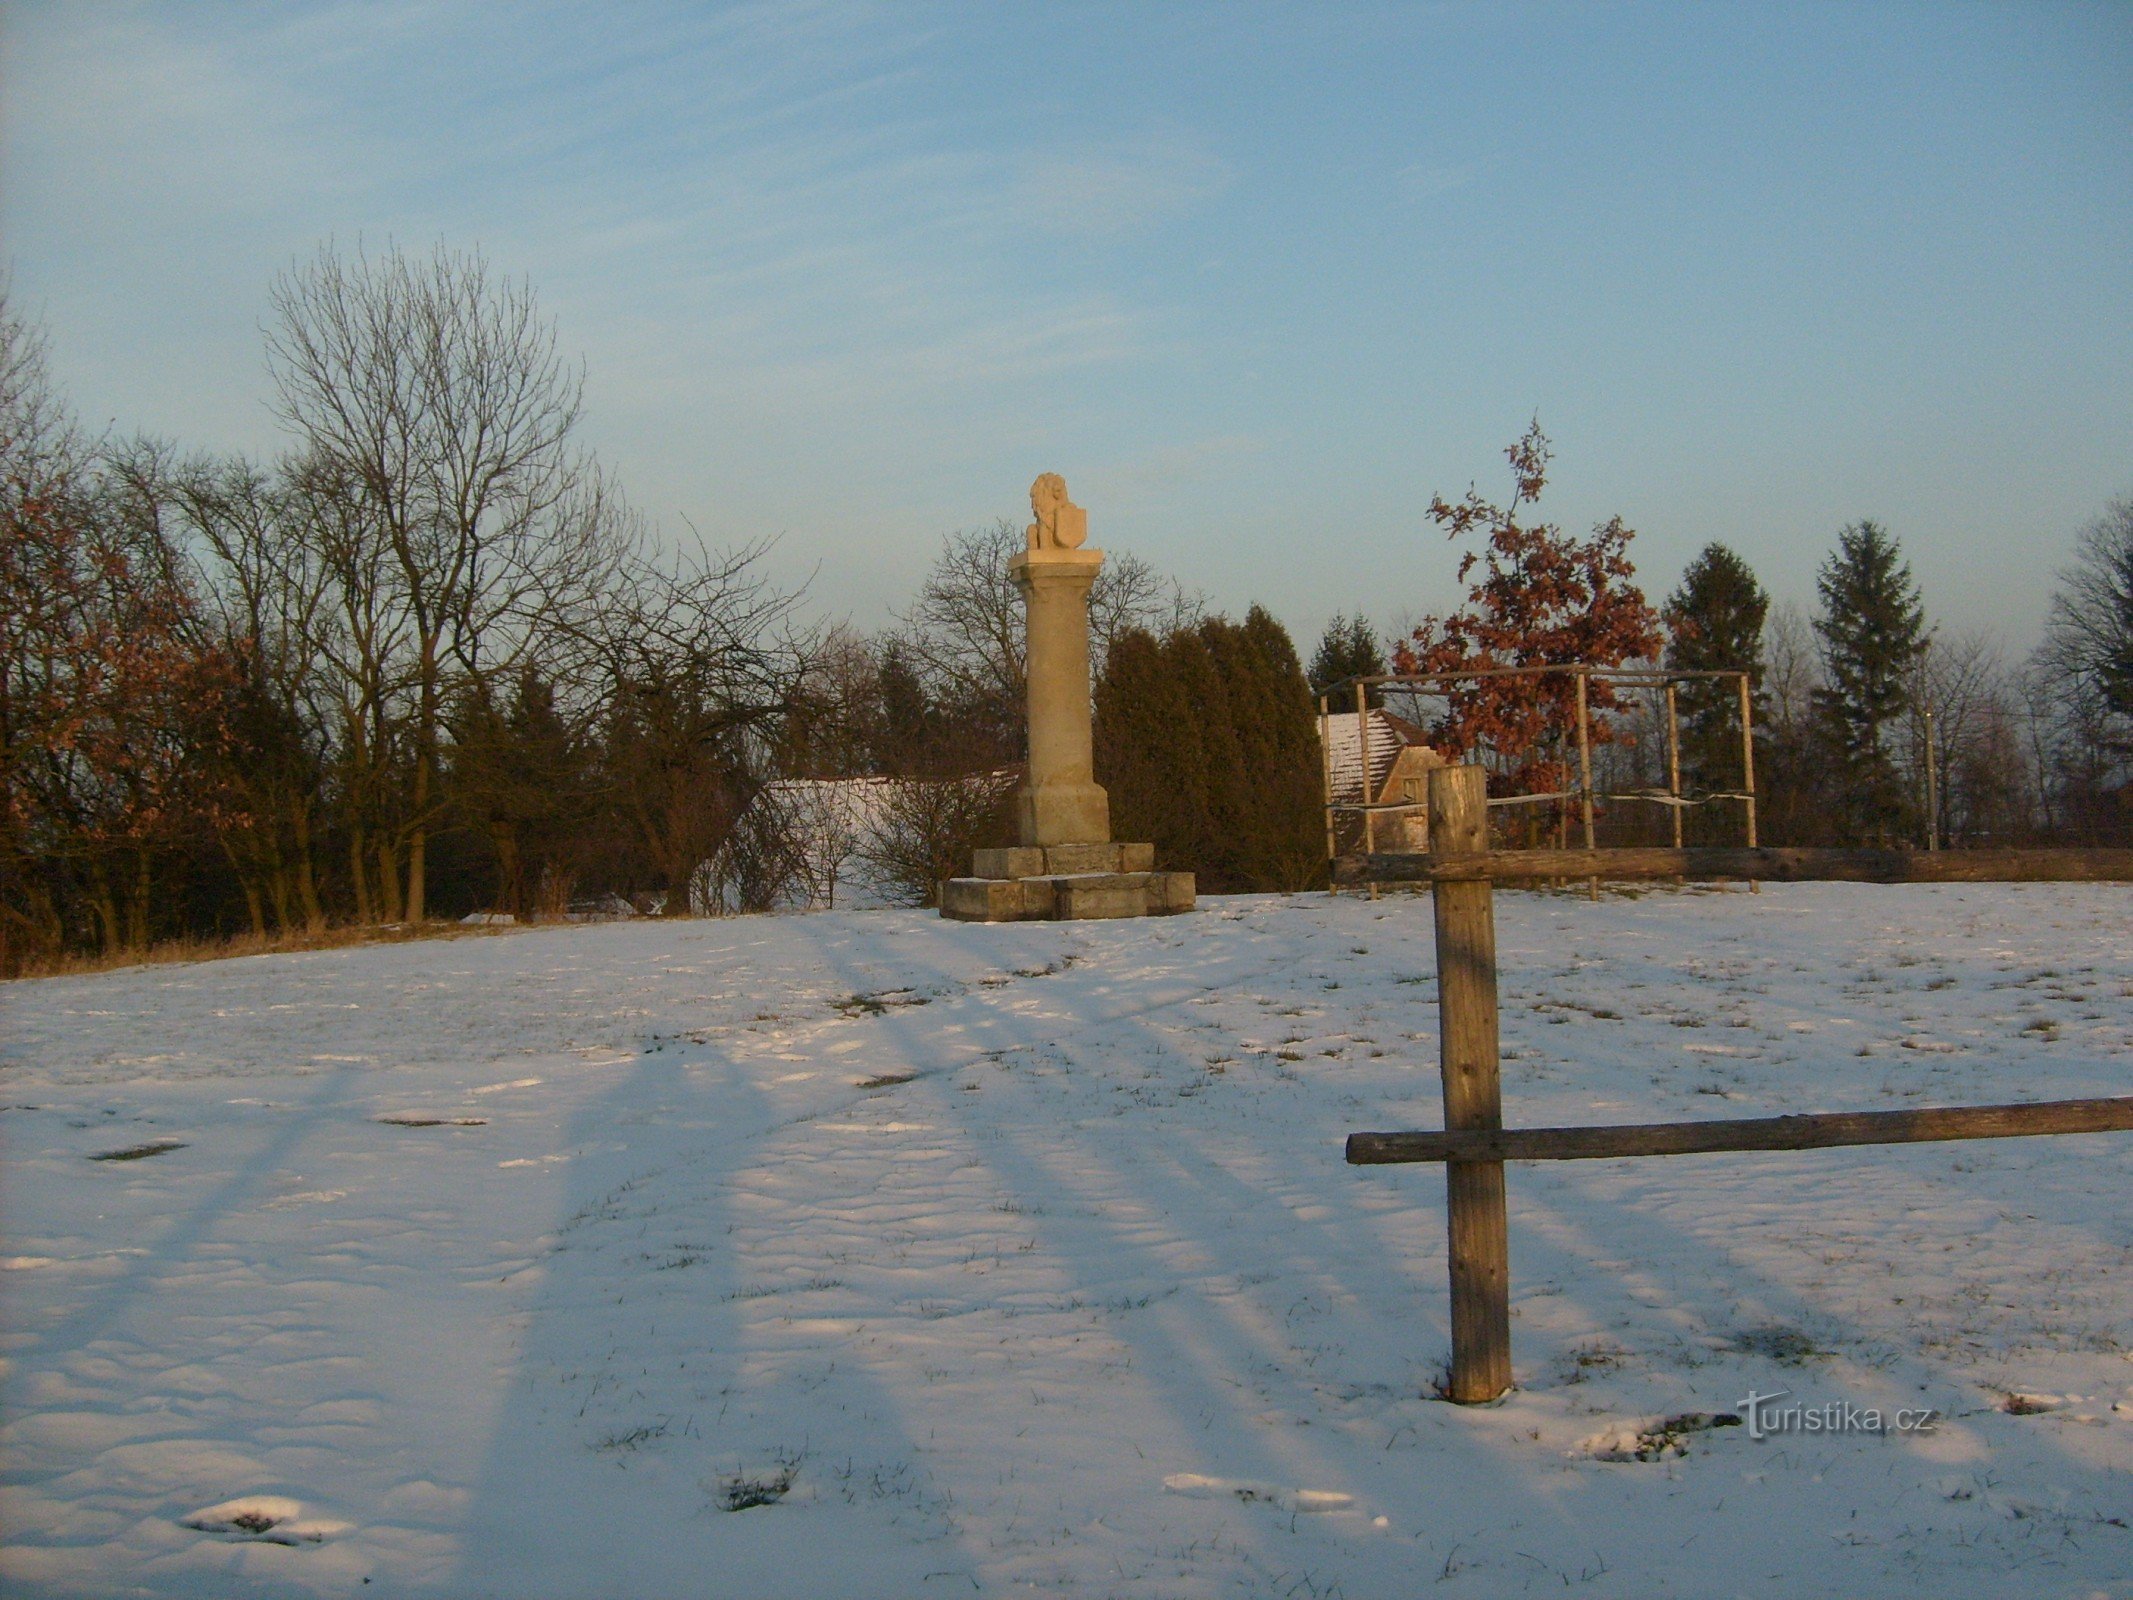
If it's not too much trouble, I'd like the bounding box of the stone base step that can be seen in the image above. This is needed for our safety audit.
[941,867,1195,923]
[971,842,1154,878]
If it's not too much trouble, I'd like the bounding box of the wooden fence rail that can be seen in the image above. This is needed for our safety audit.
[1337,845,2133,886]
[1346,764,2133,1406]
[1348,1095,2133,1165]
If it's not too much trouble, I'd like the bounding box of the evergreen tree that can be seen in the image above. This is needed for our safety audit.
[1663,543,1768,831]
[1094,629,1205,867]
[1095,609,1324,892]
[872,645,934,776]
[1237,605,1332,889]
[446,668,594,916]
[1308,613,1386,706]
[1813,520,1928,843]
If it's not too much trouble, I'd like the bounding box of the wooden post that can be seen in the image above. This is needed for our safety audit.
[1737,672,1760,895]
[1319,694,1338,890]
[1357,681,1379,899]
[1576,671,1594,848]
[1922,707,1939,852]
[1576,670,1596,900]
[1664,682,1683,850]
[1428,764,1511,1402]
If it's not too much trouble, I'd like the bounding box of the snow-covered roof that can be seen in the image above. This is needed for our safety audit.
[1318,709,1410,805]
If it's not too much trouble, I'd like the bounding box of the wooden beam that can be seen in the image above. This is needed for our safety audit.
[1664,683,1682,851]
[1340,666,1753,687]
[1347,1095,2133,1165]
[1318,693,1337,885]
[1335,846,2133,885]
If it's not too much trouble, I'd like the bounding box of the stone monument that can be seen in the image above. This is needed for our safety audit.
[940,475,1195,922]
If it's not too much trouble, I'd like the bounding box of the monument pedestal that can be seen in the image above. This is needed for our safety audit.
[940,475,1195,923]
[1018,782,1110,852]
[941,842,1195,923]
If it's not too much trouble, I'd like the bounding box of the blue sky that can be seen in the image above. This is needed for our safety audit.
[5,2,2129,648]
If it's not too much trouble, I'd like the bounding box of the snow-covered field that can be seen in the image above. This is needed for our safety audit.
[3,885,2130,1599]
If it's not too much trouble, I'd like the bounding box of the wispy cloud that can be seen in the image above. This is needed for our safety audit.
[3,1,1194,467]
[1395,160,1478,200]
[1014,139,1231,236]
[1099,434,1264,497]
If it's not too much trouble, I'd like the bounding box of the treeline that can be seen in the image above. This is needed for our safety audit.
[9,250,2125,972]
[2,249,834,973]
[2,245,1326,973]
[1663,514,2133,850]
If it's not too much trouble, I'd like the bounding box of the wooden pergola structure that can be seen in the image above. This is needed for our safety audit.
[1316,664,1759,872]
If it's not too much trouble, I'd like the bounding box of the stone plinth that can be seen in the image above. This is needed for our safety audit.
[941,869,1195,923]
[973,843,1155,879]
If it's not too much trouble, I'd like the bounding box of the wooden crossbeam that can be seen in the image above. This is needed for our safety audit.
[1346,1096,2133,1165]
[1336,846,2133,885]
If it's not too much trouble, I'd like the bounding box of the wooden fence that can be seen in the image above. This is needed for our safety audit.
[1345,764,2133,1404]
[1337,844,2133,887]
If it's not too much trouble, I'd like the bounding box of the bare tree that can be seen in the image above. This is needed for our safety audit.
[265,241,629,921]
[2042,497,2133,757]
[856,772,1019,908]
[894,521,1026,749]
[890,518,1203,771]
[1761,601,1820,733]
[579,539,813,914]
[0,294,89,967]
[706,777,876,912]
[1754,601,1827,844]
[1,300,242,962]
[1905,632,2036,844]
[162,451,337,932]
[779,623,887,779]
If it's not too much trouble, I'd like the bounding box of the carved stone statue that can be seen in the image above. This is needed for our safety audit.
[1026,472,1089,553]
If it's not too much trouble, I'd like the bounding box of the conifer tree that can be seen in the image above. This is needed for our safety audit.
[1094,629,1201,866]
[1239,605,1331,889]
[1308,614,1386,706]
[1813,520,1928,843]
[1182,622,1251,887]
[447,668,594,916]
[1095,609,1324,892]
[1663,543,1768,828]
[872,645,934,776]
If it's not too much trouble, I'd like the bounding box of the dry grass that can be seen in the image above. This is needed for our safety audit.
[6,917,542,984]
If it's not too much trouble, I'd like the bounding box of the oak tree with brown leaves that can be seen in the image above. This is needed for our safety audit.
[1394,421,1661,799]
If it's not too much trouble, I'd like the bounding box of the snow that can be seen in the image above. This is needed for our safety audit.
[3,884,2130,1598]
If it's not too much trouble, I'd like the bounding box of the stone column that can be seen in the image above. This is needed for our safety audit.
[1012,547,1110,846]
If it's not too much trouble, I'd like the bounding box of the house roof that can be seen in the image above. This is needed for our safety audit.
[1318,709,1410,805]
